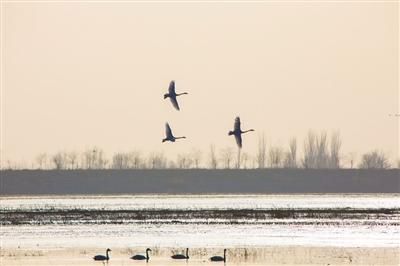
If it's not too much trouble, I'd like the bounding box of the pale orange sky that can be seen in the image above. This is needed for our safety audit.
[1,2,398,166]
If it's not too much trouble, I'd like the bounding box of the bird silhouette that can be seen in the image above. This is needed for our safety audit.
[228,117,254,148]
[164,80,188,111]
[171,248,189,260]
[162,123,186,143]
[93,248,111,261]
[210,249,227,262]
[131,248,152,262]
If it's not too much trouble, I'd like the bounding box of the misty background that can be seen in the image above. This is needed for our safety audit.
[1,2,398,168]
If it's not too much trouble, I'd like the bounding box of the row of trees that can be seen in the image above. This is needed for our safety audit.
[3,131,397,170]
[35,148,108,170]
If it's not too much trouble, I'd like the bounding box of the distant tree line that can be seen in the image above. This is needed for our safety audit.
[2,130,398,170]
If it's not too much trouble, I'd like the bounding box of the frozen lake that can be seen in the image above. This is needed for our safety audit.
[1,194,399,250]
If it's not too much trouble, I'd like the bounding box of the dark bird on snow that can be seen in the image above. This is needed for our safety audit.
[210,249,227,262]
[171,248,189,260]
[93,248,111,261]
[228,116,254,148]
[131,248,152,262]
[162,123,186,143]
[164,80,188,111]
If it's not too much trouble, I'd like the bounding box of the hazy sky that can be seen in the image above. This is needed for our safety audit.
[1,2,398,166]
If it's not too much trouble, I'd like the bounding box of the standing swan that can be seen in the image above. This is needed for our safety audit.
[164,80,188,111]
[162,123,186,143]
[210,249,227,262]
[171,248,189,260]
[93,248,111,261]
[131,248,152,262]
[228,116,254,148]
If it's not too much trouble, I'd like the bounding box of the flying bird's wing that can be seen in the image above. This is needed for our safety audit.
[234,117,241,132]
[168,80,176,94]
[170,96,180,110]
[235,134,242,148]
[165,123,173,138]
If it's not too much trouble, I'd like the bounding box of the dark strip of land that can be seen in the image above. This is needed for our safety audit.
[1,169,399,195]
[3,208,399,225]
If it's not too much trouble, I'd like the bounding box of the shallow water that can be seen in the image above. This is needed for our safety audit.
[2,194,399,211]
[1,194,399,250]
[3,246,399,266]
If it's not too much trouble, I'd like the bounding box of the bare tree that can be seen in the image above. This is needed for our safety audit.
[240,152,250,169]
[359,150,391,169]
[114,153,125,169]
[191,149,202,168]
[176,153,193,169]
[329,131,341,168]
[148,152,167,169]
[316,131,329,168]
[208,145,218,169]
[82,147,107,169]
[185,154,194,168]
[268,146,284,168]
[94,149,108,169]
[112,152,130,169]
[52,152,67,170]
[176,154,185,169]
[35,153,47,169]
[67,151,78,169]
[111,151,142,169]
[129,151,142,169]
[303,131,334,169]
[82,149,94,169]
[220,147,234,169]
[256,133,267,168]
[157,153,167,169]
[148,152,157,169]
[284,138,297,168]
[302,131,317,168]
